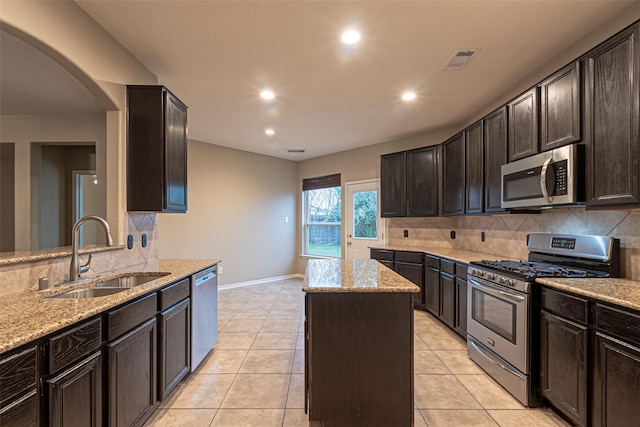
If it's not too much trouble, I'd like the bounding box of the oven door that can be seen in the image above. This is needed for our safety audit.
[467,276,529,373]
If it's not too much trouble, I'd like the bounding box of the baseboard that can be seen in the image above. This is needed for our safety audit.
[218,273,304,290]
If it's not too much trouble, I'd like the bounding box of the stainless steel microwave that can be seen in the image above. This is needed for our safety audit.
[501,144,584,209]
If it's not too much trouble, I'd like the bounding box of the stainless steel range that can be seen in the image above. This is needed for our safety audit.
[466,233,620,407]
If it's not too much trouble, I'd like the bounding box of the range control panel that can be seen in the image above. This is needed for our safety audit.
[551,237,576,250]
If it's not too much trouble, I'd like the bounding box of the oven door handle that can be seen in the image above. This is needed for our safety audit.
[469,338,525,380]
[469,277,525,302]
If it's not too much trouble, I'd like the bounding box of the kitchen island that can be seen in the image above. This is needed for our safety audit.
[303,259,419,427]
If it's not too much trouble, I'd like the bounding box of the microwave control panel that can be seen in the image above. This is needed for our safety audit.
[553,160,568,195]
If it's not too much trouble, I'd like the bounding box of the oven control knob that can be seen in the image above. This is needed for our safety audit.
[487,273,496,280]
[507,279,515,287]
[478,270,485,277]
[471,269,478,276]
[499,277,505,284]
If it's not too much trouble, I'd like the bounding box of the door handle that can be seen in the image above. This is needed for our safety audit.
[540,157,554,204]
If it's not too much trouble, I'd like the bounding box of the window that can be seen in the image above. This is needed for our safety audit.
[303,174,341,257]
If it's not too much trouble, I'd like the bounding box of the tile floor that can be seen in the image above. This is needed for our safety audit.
[145,278,570,427]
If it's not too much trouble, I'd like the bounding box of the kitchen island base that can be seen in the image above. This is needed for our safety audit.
[305,292,414,426]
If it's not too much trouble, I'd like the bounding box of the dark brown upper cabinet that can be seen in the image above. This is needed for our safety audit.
[508,87,539,162]
[127,85,188,213]
[484,107,508,213]
[380,152,407,217]
[442,132,466,216]
[540,61,582,151]
[407,146,440,217]
[584,22,640,209]
[465,120,484,214]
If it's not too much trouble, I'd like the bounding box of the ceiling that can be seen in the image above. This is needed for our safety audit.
[3,1,638,161]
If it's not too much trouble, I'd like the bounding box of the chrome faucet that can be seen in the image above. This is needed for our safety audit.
[69,215,114,281]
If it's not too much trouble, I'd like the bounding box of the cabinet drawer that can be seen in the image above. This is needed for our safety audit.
[158,278,190,311]
[456,263,468,279]
[440,259,455,275]
[596,304,640,346]
[107,293,157,341]
[395,251,423,264]
[541,287,588,325]
[0,345,38,405]
[425,255,440,269]
[49,318,102,373]
[370,249,394,261]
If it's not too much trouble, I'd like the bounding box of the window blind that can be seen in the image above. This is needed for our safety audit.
[302,173,341,191]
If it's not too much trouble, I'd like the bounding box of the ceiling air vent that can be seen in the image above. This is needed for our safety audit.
[444,49,479,70]
[287,149,305,153]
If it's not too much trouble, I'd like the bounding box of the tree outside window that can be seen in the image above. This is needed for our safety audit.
[303,175,341,257]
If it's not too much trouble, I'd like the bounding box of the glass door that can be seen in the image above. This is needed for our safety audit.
[345,179,385,260]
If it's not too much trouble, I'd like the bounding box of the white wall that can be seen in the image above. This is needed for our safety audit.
[158,140,298,285]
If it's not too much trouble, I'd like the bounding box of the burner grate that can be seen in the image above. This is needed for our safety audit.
[476,260,597,278]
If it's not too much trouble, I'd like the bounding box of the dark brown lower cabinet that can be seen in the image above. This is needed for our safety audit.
[395,260,425,309]
[158,298,190,400]
[594,303,640,427]
[0,391,38,427]
[107,318,157,427]
[424,266,440,316]
[454,277,467,337]
[540,311,587,427]
[48,352,102,427]
[305,292,414,426]
[440,273,455,327]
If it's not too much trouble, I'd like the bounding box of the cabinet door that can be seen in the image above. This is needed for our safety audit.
[585,23,640,208]
[454,278,467,337]
[164,90,188,212]
[540,61,582,151]
[159,298,190,401]
[395,262,424,309]
[484,107,508,213]
[540,311,587,427]
[442,132,466,216]
[508,87,539,161]
[593,333,640,427]
[380,152,406,217]
[465,120,484,214]
[440,273,455,327]
[424,267,440,316]
[48,352,102,427]
[407,146,440,217]
[107,318,157,427]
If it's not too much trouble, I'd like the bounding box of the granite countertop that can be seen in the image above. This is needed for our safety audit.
[0,245,126,266]
[370,244,518,264]
[536,277,640,312]
[0,259,220,354]
[372,244,640,312]
[303,259,420,293]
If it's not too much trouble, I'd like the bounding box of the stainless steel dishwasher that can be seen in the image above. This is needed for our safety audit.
[191,265,218,370]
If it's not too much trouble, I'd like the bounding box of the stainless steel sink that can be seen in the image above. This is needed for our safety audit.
[48,287,128,299]
[93,273,169,288]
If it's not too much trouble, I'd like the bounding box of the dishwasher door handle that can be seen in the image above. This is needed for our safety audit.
[195,272,216,286]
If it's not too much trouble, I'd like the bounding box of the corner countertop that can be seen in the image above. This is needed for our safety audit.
[0,259,220,354]
[303,259,420,293]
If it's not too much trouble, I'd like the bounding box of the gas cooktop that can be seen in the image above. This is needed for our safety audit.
[472,260,607,279]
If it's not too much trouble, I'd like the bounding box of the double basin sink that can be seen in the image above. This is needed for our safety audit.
[48,273,170,299]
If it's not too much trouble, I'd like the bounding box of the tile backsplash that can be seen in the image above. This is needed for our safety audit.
[388,208,640,280]
[0,213,159,296]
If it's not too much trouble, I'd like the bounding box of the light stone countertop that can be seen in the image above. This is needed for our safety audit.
[0,245,126,266]
[372,244,640,313]
[0,259,220,354]
[303,259,420,293]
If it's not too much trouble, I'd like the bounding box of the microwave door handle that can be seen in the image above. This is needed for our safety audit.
[540,157,554,204]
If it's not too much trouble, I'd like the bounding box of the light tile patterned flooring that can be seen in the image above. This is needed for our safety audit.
[146,278,570,427]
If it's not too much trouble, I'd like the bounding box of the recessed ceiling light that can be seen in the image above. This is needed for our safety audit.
[260,90,275,100]
[341,29,361,45]
[265,128,275,136]
[402,92,417,101]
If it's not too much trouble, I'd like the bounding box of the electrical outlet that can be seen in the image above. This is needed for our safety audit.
[127,234,133,249]
[450,230,456,239]
[218,266,224,274]
[284,216,289,223]
[141,234,147,247]
[403,230,409,238]
[481,231,485,242]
